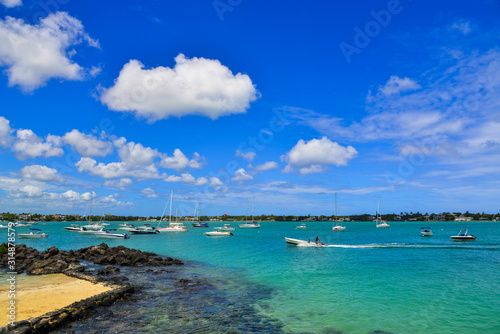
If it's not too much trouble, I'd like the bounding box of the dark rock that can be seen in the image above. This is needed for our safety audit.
[97,265,120,275]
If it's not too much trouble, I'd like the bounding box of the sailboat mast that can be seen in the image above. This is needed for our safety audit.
[169,190,173,224]
[245,198,248,223]
[89,192,93,223]
[252,197,254,221]
[335,192,338,222]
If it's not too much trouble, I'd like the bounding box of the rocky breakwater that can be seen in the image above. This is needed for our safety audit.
[0,243,184,334]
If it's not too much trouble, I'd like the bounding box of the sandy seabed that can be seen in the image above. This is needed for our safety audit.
[0,273,111,327]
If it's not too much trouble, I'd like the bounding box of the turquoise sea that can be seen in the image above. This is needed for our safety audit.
[6,220,500,333]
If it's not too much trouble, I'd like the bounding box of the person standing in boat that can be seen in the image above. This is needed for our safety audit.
[315,236,319,244]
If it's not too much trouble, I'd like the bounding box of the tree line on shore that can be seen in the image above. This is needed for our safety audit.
[2,211,499,222]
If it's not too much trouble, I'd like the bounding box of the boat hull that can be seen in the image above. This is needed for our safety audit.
[95,233,130,239]
[284,237,327,247]
[19,233,48,239]
[204,231,233,236]
[332,226,346,231]
[451,236,476,241]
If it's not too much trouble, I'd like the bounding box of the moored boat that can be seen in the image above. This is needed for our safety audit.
[18,228,48,239]
[129,224,160,234]
[296,223,307,229]
[375,195,390,228]
[64,224,83,232]
[420,227,433,236]
[95,229,130,239]
[219,224,235,231]
[450,229,476,241]
[204,228,233,236]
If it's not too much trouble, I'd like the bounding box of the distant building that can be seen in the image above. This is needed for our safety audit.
[393,216,402,221]
[455,215,473,221]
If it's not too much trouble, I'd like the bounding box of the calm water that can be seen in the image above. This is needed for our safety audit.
[6,221,500,333]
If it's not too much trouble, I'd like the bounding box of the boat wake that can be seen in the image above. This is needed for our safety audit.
[312,243,500,250]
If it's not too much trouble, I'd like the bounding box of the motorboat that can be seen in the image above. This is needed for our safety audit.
[118,223,136,231]
[81,223,106,230]
[204,228,233,236]
[64,224,84,232]
[450,229,477,241]
[95,229,130,239]
[192,221,209,227]
[13,222,30,227]
[18,228,48,239]
[157,222,188,232]
[420,227,433,236]
[296,223,307,229]
[284,237,327,247]
[129,224,160,234]
[0,223,10,229]
[78,227,105,235]
[219,224,235,231]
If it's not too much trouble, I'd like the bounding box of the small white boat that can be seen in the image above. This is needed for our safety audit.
[95,229,130,239]
[81,223,106,230]
[375,195,390,228]
[219,224,235,231]
[64,224,84,232]
[332,193,346,232]
[451,229,477,241]
[18,228,48,239]
[239,197,261,228]
[296,223,307,229]
[0,224,10,229]
[284,237,327,247]
[13,222,30,227]
[157,222,188,232]
[204,228,233,237]
[129,224,160,234]
[118,223,136,231]
[420,227,433,236]
[78,227,105,235]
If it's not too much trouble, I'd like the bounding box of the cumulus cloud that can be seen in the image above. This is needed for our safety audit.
[236,149,256,161]
[21,165,63,182]
[0,116,13,147]
[13,129,63,160]
[0,12,99,92]
[76,157,161,180]
[0,0,22,8]
[231,168,253,182]
[99,54,259,121]
[281,137,357,175]
[114,138,158,167]
[160,149,205,172]
[63,129,113,157]
[164,173,208,186]
[450,20,472,35]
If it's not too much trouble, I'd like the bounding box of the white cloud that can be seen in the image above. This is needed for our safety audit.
[103,178,133,188]
[21,165,63,182]
[142,187,158,198]
[252,161,278,172]
[0,12,99,92]
[0,116,13,147]
[0,0,22,8]
[63,129,113,157]
[114,138,158,167]
[8,184,44,198]
[160,149,204,172]
[164,173,208,186]
[76,157,161,180]
[99,54,259,121]
[231,168,253,182]
[281,137,357,175]
[376,76,421,97]
[13,129,63,160]
[236,150,256,161]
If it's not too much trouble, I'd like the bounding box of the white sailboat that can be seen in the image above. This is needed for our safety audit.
[157,190,188,232]
[239,197,260,228]
[375,195,390,228]
[332,192,346,232]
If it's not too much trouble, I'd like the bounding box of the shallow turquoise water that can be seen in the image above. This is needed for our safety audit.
[7,221,500,333]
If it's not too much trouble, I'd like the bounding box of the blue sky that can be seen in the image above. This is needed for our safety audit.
[0,0,499,217]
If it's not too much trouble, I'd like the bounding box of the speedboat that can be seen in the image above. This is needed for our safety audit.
[95,229,130,239]
[117,223,136,231]
[420,227,433,236]
[18,228,48,239]
[204,228,233,236]
[13,222,30,227]
[219,224,235,231]
[64,224,84,232]
[78,227,105,235]
[238,221,261,228]
[192,221,209,227]
[129,224,160,234]
[0,223,10,229]
[157,222,188,232]
[284,237,327,247]
[450,229,477,241]
[81,223,106,230]
[296,223,307,229]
